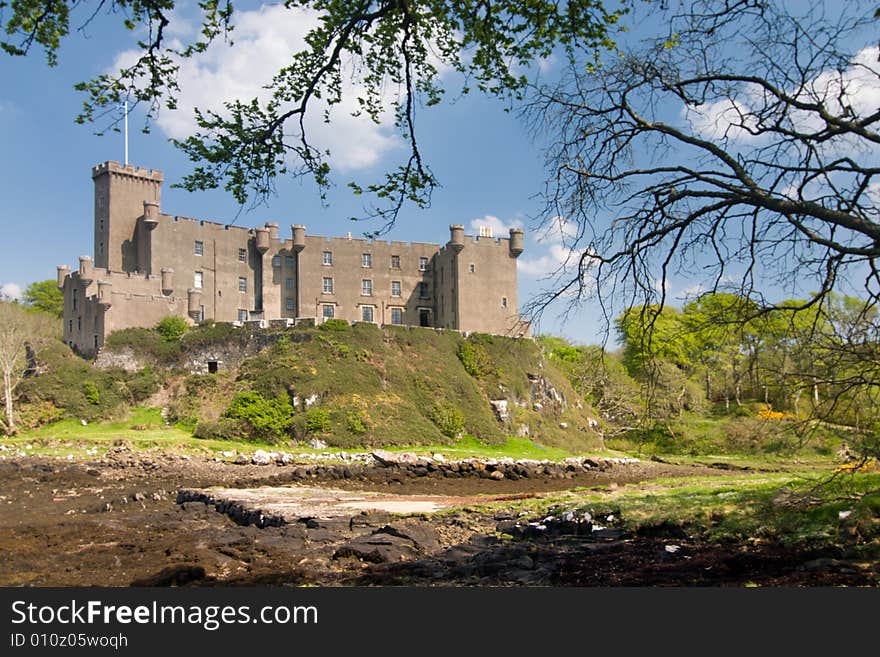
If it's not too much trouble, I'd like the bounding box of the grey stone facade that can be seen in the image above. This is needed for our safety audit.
[59,161,527,357]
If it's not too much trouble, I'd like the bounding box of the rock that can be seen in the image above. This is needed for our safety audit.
[490,399,509,422]
[371,450,398,467]
[80,419,88,426]
[432,453,446,462]
[587,418,600,429]
[489,470,505,480]
[233,453,249,465]
[533,403,543,412]
[374,523,441,552]
[308,438,328,450]
[516,424,530,437]
[251,449,272,465]
[559,422,568,429]
[304,394,319,409]
[333,533,422,563]
[664,544,682,554]
[131,565,206,587]
[838,510,852,520]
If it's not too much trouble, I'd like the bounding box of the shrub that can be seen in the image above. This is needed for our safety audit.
[429,401,465,438]
[320,318,350,332]
[194,418,245,441]
[345,410,368,435]
[458,340,493,378]
[305,408,332,434]
[83,381,101,405]
[224,391,293,441]
[155,315,189,342]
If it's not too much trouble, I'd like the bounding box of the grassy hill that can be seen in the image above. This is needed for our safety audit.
[26,321,604,452]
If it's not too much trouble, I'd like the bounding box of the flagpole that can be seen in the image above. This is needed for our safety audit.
[124,100,129,166]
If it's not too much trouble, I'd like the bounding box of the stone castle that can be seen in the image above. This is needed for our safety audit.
[58,161,527,356]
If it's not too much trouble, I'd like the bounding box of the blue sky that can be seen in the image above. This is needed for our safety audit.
[1,2,875,344]
[0,2,606,343]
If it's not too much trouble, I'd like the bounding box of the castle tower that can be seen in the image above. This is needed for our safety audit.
[92,161,163,272]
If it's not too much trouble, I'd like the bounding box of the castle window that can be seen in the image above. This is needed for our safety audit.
[72,288,77,310]
[362,253,372,268]
[322,305,335,319]
[286,297,295,311]
[390,307,403,325]
[285,277,293,290]
[68,320,72,334]
[419,282,429,298]
[238,248,247,263]
[361,306,374,322]
[272,256,281,268]
[99,219,104,232]
[194,241,204,256]
[391,281,401,297]
[322,277,334,294]
[99,242,104,256]
[419,256,428,271]
[322,251,333,266]
[77,317,81,332]
[194,271,203,289]
[502,296,508,308]
[94,335,99,349]
[197,305,205,323]
[391,255,400,269]
[469,263,476,273]
[285,256,294,268]
[361,279,372,296]
[238,277,247,293]
[238,309,248,322]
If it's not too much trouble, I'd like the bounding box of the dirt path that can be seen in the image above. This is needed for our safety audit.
[0,452,873,586]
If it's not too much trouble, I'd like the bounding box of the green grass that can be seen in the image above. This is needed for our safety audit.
[470,467,880,553]
[5,407,284,458]
[5,407,613,462]
[384,435,584,461]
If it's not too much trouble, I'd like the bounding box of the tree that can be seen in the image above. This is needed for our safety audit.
[22,280,63,318]
[530,1,880,319]
[1,0,628,228]
[0,302,58,435]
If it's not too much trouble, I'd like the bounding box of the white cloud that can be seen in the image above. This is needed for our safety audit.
[0,283,22,301]
[468,214,523,237]
[517,215,594,280]
[112,4,407,172]
[685,45,880,145]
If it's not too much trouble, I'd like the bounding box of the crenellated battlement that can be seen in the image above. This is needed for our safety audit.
[92,160,164,181]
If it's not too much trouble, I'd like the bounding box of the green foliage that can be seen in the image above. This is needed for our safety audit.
[345,410,368,435]
[319,318,350,332]
[305,408,331,435]
[429,401,465,438]
[155,315,189,342]
[193,417,245,441]
[83,381,100,405]
[22,280,63,317]
[224,391,293,442]
[458,340,493,378]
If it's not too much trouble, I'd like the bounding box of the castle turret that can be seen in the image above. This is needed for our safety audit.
[448,224,465,253]
[79,256,94,286]
[255,227,270,253]
[143,200,160,229]
[187,288,202,319]
[292,225,306,252]
[56,265,70,290]
[161,268,174,295]
[509,228,524,257]
[265,222,279,241]
[97,280,112,307]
